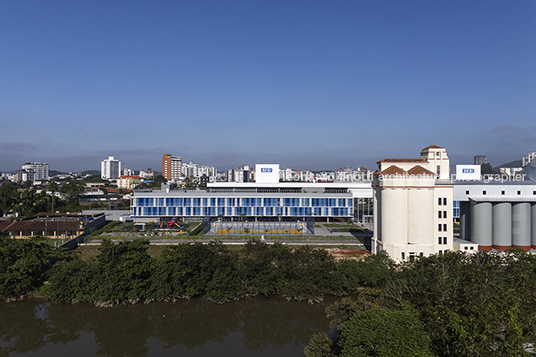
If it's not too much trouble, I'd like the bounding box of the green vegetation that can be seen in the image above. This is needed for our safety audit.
[0,179,88,216]
[42,240,366,304]
[305,250,536,357]
[323,224,363,233]
[1,238,385,304]
[0,237,68,300]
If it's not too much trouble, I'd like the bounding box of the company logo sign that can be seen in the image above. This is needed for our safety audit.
[260,168,273,173]
[462,169,475,173]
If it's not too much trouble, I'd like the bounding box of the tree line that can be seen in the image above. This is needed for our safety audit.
[0,179,86,217]
[305,249,536,357]
[0,238,389,304]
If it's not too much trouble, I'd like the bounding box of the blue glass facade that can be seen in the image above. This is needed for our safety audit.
[132,194,353,218]
[453,200,460,219]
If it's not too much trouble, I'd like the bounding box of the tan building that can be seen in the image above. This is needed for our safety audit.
[372,145,453,262]
[162,154,183,181]
[116,176,143,189]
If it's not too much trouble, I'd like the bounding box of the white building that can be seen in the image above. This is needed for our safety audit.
[21,162,49,181]
[101,156,122,180]
[523,152,536,167]
[372,145,453,262]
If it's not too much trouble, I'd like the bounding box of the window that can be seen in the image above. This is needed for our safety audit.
[401,252,405,261]
[443,198,447,205]
[438,237,442,244]
[438,211,442,219]
[438,224,442,232]
[443,237,447,244]
[533,191,536,195]
[439,250,443,255]
[465,246,468,250]
[501,191,505,195]
[420,252,424,257]
[482,190,486,195]
[438,198,442,206]
[517,191,521,195]
[466,190,469,195]
[443,224,447,232]
[437,165,440,175]
[470,246,474,250]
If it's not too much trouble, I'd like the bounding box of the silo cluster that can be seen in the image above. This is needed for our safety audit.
[468,201,536,251]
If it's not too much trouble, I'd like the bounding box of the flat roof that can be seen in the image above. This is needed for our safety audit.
[207,182,372,189]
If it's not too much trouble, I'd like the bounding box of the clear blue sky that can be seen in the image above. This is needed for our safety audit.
[1,0,535,172]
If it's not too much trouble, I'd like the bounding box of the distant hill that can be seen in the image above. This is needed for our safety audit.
[49,170,64,176]
[80,170,100,176]
[49,169,100,176]
[495,160,523,170]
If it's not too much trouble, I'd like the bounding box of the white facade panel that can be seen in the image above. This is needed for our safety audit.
[455,165,481,181]
[255,164,280,184]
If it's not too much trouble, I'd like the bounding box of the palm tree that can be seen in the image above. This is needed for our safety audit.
[48,181,58,214]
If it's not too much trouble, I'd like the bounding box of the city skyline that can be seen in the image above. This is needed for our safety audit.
[1,0,535,172]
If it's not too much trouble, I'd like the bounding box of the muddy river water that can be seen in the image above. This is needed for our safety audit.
[1,296,338,357]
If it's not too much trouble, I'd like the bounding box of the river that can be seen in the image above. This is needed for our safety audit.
[0,296,337,357]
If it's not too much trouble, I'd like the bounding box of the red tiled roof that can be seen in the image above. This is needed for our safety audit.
[422,144,444,150]
[376,165,407,175]
[407,165,436,175]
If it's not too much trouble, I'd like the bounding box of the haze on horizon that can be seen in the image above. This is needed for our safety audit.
[1,0,535,173]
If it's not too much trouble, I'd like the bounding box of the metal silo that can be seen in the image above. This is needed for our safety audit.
[492,202,512,251]
[512,202,531,251]
[470,201,492,250]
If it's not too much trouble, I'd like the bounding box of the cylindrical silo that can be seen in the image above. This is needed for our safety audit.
[470,201,492,250]
[512,202,531,251]
[408,188,433,245]
[492,202,512,251]
[532,203,536,250]
[381,188,408,246]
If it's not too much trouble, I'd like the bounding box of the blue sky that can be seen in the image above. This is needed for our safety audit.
[1,0,535,172]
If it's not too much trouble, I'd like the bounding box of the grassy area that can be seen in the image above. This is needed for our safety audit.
[75,241,366,261]
[322,223,364,232]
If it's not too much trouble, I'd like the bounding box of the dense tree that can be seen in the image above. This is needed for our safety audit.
[337,308,433,357]
[0,182,18,216]
[60,179,86,204]
[0,237,66,299]
[385,250,536,356]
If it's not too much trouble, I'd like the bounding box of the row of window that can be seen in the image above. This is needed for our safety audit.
[437,210,448,219]
[438,224,448,232]
[133,206,351,217]
[467,190,536,196]
[135,197,352,208]
[438,237,448,245]
[438,197,448,206]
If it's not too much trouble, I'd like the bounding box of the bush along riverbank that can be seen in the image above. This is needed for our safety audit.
[0,237,393,304]
[304,250,536,357]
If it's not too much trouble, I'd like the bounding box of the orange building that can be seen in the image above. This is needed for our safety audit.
[162,154,183,181]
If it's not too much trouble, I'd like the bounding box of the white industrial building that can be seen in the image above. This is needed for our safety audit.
[454,162,536,251]
[372,145,453,262]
